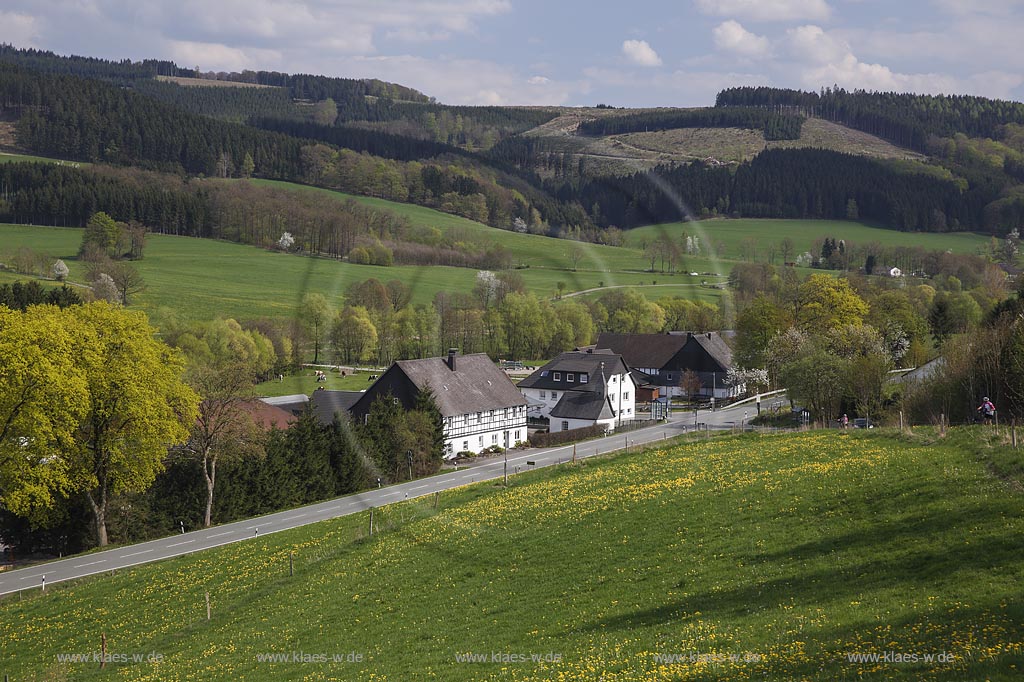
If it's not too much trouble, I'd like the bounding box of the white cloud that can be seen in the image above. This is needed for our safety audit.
[695,0,831,22]
[621,39,663,67]
[335,55,585,105]
[785,25,849,64]
[783,25,961,95]
[712,20,771,58]
[166,40,282,73]
[0,11,38,47]
[583,66,768,107]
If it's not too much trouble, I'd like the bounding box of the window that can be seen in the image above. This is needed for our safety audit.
[489,409,494,419]
[540,390,546,399]
[553,372,561,381]
[567,373,575,382]
[624,392,630,401]
[464,413,470,423]
[551,391,558,400]
[503,408,508,419]
[580,373,588,383]
[561,421,569,431]
[667,374,673,382]
[492,434,498,443]
[479,436,484,447]
[476,411,482,422]
[463,441,468,451]
[515,430,521,440]
[540,370,549,377]
[610,375,616,383]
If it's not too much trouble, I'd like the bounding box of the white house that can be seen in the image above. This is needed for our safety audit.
[350,350,527,458]
[518,349,636,433]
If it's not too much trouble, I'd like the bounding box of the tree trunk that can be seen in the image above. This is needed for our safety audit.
[203,455,216,528]
[85,490,109,547]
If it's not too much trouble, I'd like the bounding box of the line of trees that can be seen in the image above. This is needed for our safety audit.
[559,148,1011,232]
[577,106,804,141]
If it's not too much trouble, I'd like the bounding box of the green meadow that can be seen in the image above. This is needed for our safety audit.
[626,218,993,261]
[0,429,1020,680]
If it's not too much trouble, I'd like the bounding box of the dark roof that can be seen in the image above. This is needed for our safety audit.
[395,353,527,416]
[596,333,688,369]
[309,390,363,426]
[688,332,733,370]
[550,391,615,421]
[518,351,629,391]
[596,332,733,372]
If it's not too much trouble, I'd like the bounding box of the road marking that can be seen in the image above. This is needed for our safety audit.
[207,531,233,539]
[19,574,45,580]
[410,484,431,491]
[281,514,307,521]
[121,549,153,558]
[166,540,194,548]
[73,560,106,568]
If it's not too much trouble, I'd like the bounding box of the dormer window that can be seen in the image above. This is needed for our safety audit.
[580,373,588,383]
[540,370,549,377]
[553,372,561,381]
[567,373,575,382]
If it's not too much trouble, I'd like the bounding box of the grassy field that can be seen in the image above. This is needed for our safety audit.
[626,218,993,262]
[0,151,88,166]
[248,179,656,274]
[0,429,1020,680]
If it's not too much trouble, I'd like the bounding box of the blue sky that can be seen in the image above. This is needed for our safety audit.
[2,0,1022,106]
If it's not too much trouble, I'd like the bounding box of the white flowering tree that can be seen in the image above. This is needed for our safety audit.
[277,231,295,251]
[52,259,69,281]
[92,273,120,304]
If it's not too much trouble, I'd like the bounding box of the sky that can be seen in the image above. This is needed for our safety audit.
[1,0,1023,107]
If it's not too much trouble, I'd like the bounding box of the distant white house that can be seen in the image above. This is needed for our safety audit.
[518,349,636,433]
[889,267,903,278]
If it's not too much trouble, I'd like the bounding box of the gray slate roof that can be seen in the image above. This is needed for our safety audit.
[309,390,364,426]
[597,332,733,372]
[550,390,615,421]
[396,353,526,416]
[518,350,629,392]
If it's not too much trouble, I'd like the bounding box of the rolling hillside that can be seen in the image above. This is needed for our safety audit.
[0,430,1020,680]
[523,110,924,176]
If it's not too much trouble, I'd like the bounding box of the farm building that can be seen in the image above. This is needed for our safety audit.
[595,331,743,399]
[518,349,636,433]
[350,350,527,458]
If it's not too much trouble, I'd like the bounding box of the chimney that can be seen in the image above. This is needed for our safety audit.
[447,348,458,371]
[706,332,712,340]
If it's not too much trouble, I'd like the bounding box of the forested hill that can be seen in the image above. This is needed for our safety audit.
[0,44,427,103]
[3,42,1024,238]
[716,86,1024,153]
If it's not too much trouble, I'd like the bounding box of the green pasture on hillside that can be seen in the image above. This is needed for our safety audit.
[0,429,1020,680]
[626,218,993,262]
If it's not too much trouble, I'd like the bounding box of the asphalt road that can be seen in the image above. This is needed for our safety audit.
[0,403,753,596]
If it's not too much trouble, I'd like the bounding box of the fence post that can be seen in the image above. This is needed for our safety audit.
[369,508,374,537]
[100,632,107,669]
[206,591,211,620]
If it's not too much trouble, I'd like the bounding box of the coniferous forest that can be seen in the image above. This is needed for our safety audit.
[3,44,1024,240]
